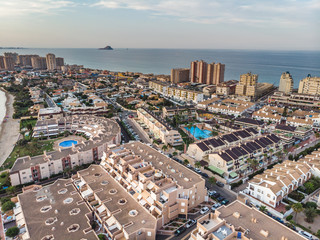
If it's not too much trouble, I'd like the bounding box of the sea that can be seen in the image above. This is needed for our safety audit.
[1,48,320,88]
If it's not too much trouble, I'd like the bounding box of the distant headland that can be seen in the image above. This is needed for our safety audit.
[98,45,113,50]
[0,47,26,49]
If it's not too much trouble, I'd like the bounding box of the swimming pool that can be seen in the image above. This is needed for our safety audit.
[59,140,78,148]
[184,126,212,140]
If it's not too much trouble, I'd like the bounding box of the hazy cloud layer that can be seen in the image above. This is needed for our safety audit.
[0,0,75,16]
[93,0,320,26]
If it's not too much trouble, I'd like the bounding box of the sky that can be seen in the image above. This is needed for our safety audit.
[0,0,319,50]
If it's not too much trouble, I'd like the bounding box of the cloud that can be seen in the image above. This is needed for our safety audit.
[92,0,319,27]
[0,0,75,16]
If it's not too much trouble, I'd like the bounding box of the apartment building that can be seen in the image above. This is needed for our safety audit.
[31,56,47,70]
[208,99,255,117]
[15,179,98,240]
[234,118,264,129]
[208,134,282,178]
[274,124,312,141]
[38,107,64,120]
[0,56,5,70]
[75,164,157,239]
[216,80,238,96]
[268,91,320,110]
[10,116,121,186]
[137,108,183,146]
[243,160,312,208]
[298,75,320,95]
[149,80,204,103]
[4,55,15,70]
[101,142,207,229]
[235,72,258,98]
[162,106,196,120]
[190,60,225,85]
[46,53,57,71]
[190,201,306,240]
[253,106,282,123]
[187,128,259,161]
[170,68,190,83]
[279,71,293,94]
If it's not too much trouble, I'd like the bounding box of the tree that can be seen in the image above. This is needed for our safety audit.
[2,201,15,212]
[259,205,267,213]
[247,158,259,171]
[195,161,201,169]
[162,145,168,152]
[6,227,19,238]
[304,182,315,194]
[304,207,317,223]
[6,186,16,195]
[209,177,216,186]
[291,202,303,222]
[183,159,189,165]
[172,152,178,156]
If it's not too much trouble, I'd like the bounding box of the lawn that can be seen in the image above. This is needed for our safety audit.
[20,118,37,130]
[1,139,55,170]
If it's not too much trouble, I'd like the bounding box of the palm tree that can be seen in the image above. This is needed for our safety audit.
[195,161,201,169]
[183,159,189,165]
[259,205,267,213]
[209,177,216,186]
[304,207,317,223]
[291,202,303,222]
[162,145,168,152]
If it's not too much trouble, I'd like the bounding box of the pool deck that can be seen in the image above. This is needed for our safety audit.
[182,124,212,141]
[54,136,86,150]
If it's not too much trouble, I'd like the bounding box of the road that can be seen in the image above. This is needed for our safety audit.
[116,119,131,143]
[127,118,152,144]
[45,93,57,108]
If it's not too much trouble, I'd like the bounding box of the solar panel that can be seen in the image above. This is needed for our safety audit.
[197,142,209,151]
[225,149,238,160]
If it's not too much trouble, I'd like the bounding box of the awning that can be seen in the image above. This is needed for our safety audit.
[161,194,168,201]
[78,181,85,188]
[81,189,93,198]
[137,194,142,200]
[229,172,238,178]
[146,196,154,204]
[208,165,225,176]
[97,205,106,214]
[147,182,154,190]
[139,199,147,206]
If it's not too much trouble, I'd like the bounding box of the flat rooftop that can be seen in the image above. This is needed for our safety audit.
[77,165,157,234]
[18,179,98,240]
[122,142,204,189]
[217,200,306,240]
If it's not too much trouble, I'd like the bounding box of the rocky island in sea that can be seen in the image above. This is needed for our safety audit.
[98,45,113,50]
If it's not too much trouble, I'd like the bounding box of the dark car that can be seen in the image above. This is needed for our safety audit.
[212,193,220,198]
[217,196,225,202]
[216,181,224,187]
[221,199,229,205]
[201,173,209,178]
[174,226,186,236]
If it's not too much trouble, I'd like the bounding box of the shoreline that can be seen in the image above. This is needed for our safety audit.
[0,89,20,167]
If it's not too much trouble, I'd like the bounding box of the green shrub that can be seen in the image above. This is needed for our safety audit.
[0,196,11,205]
[304,202,318,209]
[286,215,293,221]
[6,227,19,238]
[2,201,15,212]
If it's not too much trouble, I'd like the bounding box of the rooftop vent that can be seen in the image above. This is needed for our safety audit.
[36,195,47,202]
[69,208,81,216]
[233,212,240,219]
[67,224,80,233]
[63,198,73,204]
[45,217,58,225]
[129,209,138,217]
[58,188,68,194]
[41,235,54,240]
[109,189,117,195]
[260,229,269,237]
[40,206,52,213]
[118,198,127,205]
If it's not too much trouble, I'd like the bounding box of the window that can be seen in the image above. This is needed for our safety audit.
[181,209,185,213]
[181,202,185,206]
[147,232,152,237]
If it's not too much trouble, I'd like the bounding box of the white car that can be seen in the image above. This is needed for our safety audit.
[200,207,209,214]
[298,230,313,240]
[185,219,196,228]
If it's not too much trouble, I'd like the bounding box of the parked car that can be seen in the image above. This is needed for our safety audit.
[217,196,225,202]
[221,199,229,205]
[174,226,186,236]
[216,181,224,187]
[212,192,220,198]
[201,172,209,178]
[200,207,209,214]
[298,230,313,240]
[208,190,216,196]
[185,219,196,228]
[194,168,202,174]
[213,203,221,208]
[186,164,192,168]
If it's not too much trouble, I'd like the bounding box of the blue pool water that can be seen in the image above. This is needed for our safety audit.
[184,126,212,140]
[59,140,78,147]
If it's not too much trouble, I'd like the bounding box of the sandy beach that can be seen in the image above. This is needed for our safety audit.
[0,90,20,166]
